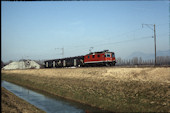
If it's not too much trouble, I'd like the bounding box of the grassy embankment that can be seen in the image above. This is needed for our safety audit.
[1,87,45,113]
[1,67,170,112]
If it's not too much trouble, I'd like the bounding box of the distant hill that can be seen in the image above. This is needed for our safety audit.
[126,50,170,60]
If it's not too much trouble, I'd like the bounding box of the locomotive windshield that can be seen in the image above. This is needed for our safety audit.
[112,53,115,57]
[105,53,111,57]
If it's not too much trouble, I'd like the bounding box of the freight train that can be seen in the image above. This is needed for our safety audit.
[44,50,116,68]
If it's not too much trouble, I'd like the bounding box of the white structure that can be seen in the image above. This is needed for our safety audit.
[2,60,40,70]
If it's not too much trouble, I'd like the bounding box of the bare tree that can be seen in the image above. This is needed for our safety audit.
[1,61,4,68]
[116,57,122,66]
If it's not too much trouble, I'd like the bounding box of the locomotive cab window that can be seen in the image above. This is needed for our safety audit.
[107,54,110,57]
[112,53,115,57]
[88,56,90,58]
[92,55,95,58]
[98,55,100,57]
[105,53,111,57]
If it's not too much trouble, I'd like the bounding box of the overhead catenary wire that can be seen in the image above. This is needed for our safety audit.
[66,35,153,51]
[34,24,168,59]
[65,35,153,56]
[50,24,168,50]
[92,36,152,47]
[64,27,143,48]
[29,34,161,60]
[65,24,168,52]
[30,31,167,60]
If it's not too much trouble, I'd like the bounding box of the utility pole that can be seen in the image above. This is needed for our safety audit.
[62,47,64,58]
[153,24,156,65]
[22,56,23,69]
[55,47,64,58]
[142,24,156,65]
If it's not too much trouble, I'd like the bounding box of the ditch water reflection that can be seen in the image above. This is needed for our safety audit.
[2,80,107,113]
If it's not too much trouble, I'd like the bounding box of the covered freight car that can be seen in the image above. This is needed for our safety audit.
[44,56,84,68]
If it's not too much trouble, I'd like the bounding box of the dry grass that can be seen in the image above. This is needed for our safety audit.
[2,67,170,112]
[2,67,170,83]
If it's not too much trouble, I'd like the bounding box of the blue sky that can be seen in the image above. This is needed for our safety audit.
[1,1,169,62]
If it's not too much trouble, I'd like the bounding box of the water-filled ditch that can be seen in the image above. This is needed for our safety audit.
[2,80,108,113]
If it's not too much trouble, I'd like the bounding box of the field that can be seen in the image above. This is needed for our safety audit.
[1,87,45,113]
[1,67,170,112]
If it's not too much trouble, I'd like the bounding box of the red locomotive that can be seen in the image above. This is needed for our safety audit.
[84,50,116,66]
[44,50,116,68]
